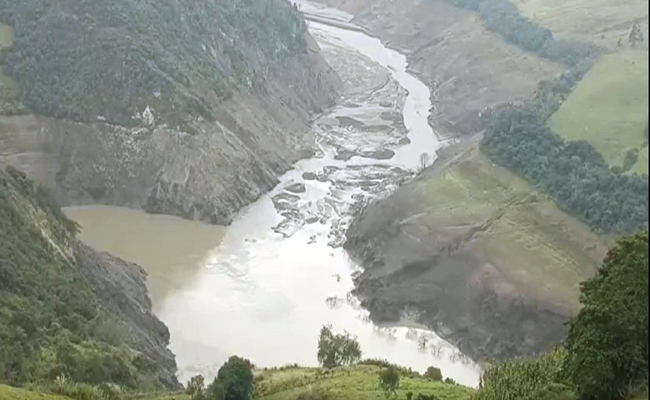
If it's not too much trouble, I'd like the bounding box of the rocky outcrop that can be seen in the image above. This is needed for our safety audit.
[0,0,341,225]
[75,243,179,388]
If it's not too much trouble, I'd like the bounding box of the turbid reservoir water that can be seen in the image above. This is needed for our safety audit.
[66,1,482,387]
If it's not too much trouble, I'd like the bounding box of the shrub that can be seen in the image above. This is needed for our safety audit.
[295,388,331,400]
[424,366,443,381]
[473,347,573,400]
[205,356,254,400]
[378,366,400,398]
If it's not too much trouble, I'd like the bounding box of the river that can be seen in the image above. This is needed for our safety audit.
[65,1,482,387]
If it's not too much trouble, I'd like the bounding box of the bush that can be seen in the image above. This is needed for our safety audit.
[205,356,254,400]
[424,367,443,381]
[50,381,108,400]
[378,366,400,398]
[473,347,573,400]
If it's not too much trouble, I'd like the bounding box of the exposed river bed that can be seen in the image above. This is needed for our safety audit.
[65,2,482,387]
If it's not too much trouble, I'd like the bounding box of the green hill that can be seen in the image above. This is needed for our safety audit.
[550,50,649,175]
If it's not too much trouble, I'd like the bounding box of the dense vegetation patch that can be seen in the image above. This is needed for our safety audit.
[474,232,649,400]
[0,0,309,128]
[0,167,168,390]
[481,108,648,234]
[439,0,596,65]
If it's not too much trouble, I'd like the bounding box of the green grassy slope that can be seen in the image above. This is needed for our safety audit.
[550,51,649,175]
[0,384,71,400]
[510,0,649,51]
[256,365,474,400]
[0,365,472,400]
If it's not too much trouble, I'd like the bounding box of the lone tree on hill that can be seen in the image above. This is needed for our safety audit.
[317,325,362,369]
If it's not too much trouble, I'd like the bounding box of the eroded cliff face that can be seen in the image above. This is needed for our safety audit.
[0,0,341,224]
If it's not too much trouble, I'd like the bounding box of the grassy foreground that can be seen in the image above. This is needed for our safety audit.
[255,365,473,400]
[0,384,70,400]
[0,365,473,400]
[550,50,649,175]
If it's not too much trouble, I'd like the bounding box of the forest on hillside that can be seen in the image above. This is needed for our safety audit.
[0,0,308,128]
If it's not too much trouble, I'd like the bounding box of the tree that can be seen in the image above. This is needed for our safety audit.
[563,232,649,400]
[206,356,255,400]
[378,365,400,398]
[187,374,205,399]
[316,325,362,369]
[419,153,431,172]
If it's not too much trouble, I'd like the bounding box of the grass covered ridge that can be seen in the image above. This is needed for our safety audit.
[550,51,649,175]
[0,364,473,400]
[255,365,473,400]
[0,384,70,400]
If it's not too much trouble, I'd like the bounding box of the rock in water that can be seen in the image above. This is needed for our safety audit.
[285,182,307,193]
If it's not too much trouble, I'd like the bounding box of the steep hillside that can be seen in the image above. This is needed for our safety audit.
[345,138,610,361]
[0,0,341,225]
[0,166,178,389]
